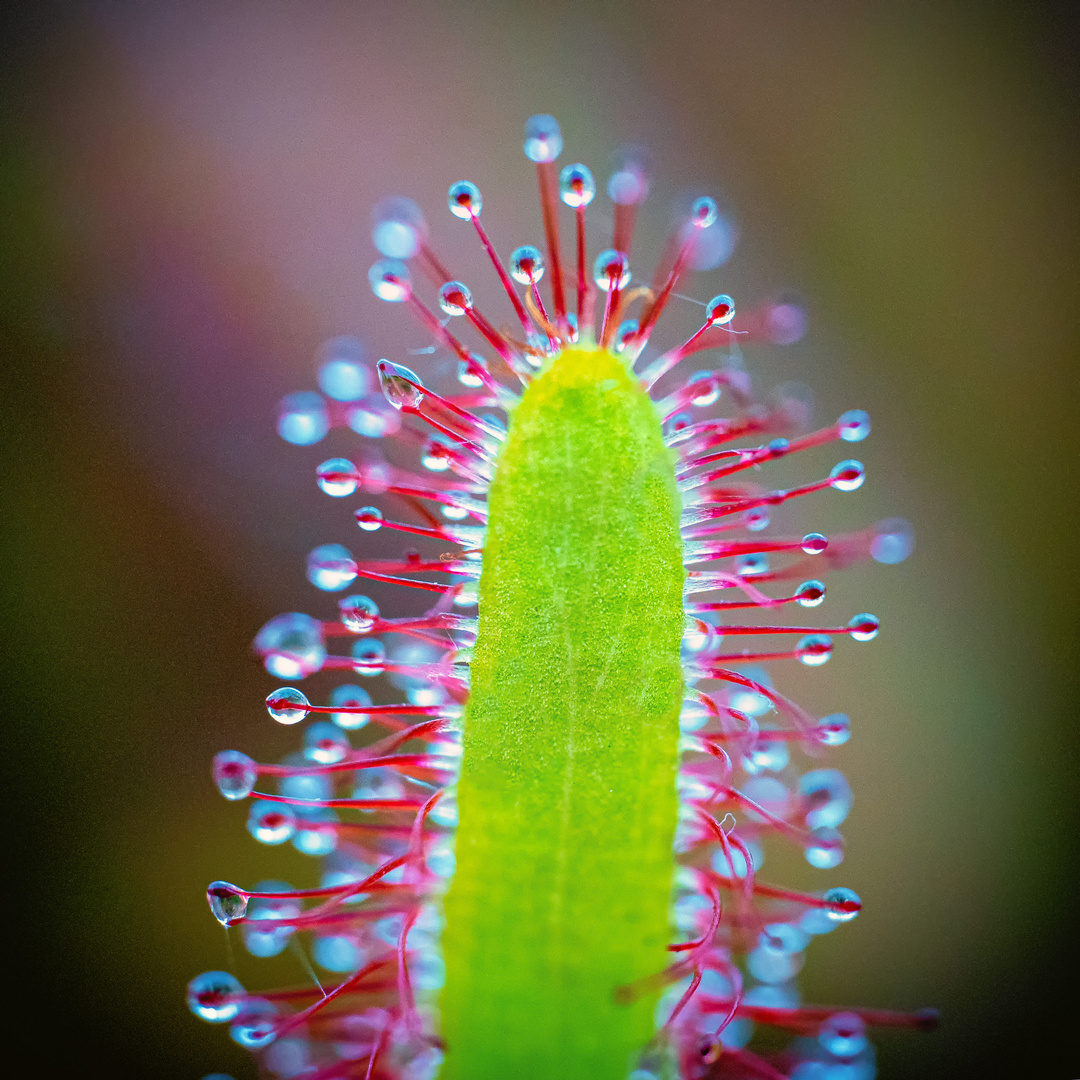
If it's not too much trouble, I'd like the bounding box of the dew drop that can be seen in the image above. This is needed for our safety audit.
[266,687,310,725]
[242,881,300,957]
[688,369,722,407]
[377,360,424,410]
[313,934,366,973]
[509,245,545,285]
[837,409,870,443]
[371,196,427,259]
[352,638,386,676]
[607,149,649,205]
[742,738,789,774]
[247,801,297,845]
[347,395,401,438]
[745,509,770,532]
[206,881,249,927]
[848,613,879,642]
[277,392,329,446]
[188,971,246,1023]
[293,806,339,856]
[801,532,828,555]
[818,1012,868,1059]
[447,181,482,220]
[316,458,358,497]
[814,713,851,746]
[307,543,357,591]
[318,338,369,401]
[559,163,596,207]
[230,998,278,1048]
[823,886,861,922]
[303,721,350,765]
[368,259,411,302]
[593,249,631,292]
[830,460,865,492]
[339,594,379,633]
[804,826,845,869]
[795,580,826,607]
[800,769,852,828]
[871,518,915,564]
[254,613,325,679]
[355,505,384,531]
[457,355,486,389]
[213,750,257,801]
[691,196,718,229]
[705,293,736,326]
[735,553,769,577]
[796,634,833,666]
[438,281,473,316]
[523,114,563,163]
[329,683,372,730]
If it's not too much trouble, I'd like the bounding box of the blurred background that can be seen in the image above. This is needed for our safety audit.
[2,1,1077,1077]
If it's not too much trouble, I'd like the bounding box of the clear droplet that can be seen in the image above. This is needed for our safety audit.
[213,750,257,801]
[523,114,563,163]
[607,148,649,205]
[377,360,424,410]
[277,392,329,446]
[688,369,722,407]
[801,532,828,555]
[254,613,325,679]
[848,613,879,642]
[664,411,692,438]
[229,997,278,1048]
[347,395,401,439]
[690,196,718,229]
[329,683,372,730]
[804,826,845,869]
[457,355,486,388]
[266,687,310,725]
[796,634,833,666]
[339,594,379,633]
[447,181,482,220]
[318,338,369,401]
[871,518,914,564]
[293,805,338,856]
[206,881,249,926]
[613,319,639,354]
[742,738,789,774]
[559,163,596,207]
[420,434,455,471]
[352,638,386,676]
[819,1012,868,1058]
[313,934,365,973]
[509,245,545,285]
[188,971,246,1023]
[372,196,426,259]
[368,259,411,302]
[767,301,807,344]
[800,769,852,828]
[439,281,473,317]
[306,543,357,592]
[745,509,770,532]
[837,409,870,442]
[823,886,861,922]
[242,881,300,958]
[795,580,826,607]
[315,458,357,498]
[593,249,631,292]
[815,713,851,746]
[355,505,384,531]
[304,720,350,764]
[705,294,736,326]
[247,801,296,845]
[746,931,805,984]
[735,553,769,577]
[830,459,865,492]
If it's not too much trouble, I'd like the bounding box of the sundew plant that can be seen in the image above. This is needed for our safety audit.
[189,116,935,1080]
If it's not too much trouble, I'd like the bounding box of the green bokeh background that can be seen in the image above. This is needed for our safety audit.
[2,2,1076,1077]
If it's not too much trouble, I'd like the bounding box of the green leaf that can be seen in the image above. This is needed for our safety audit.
[441,345,686,1079]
